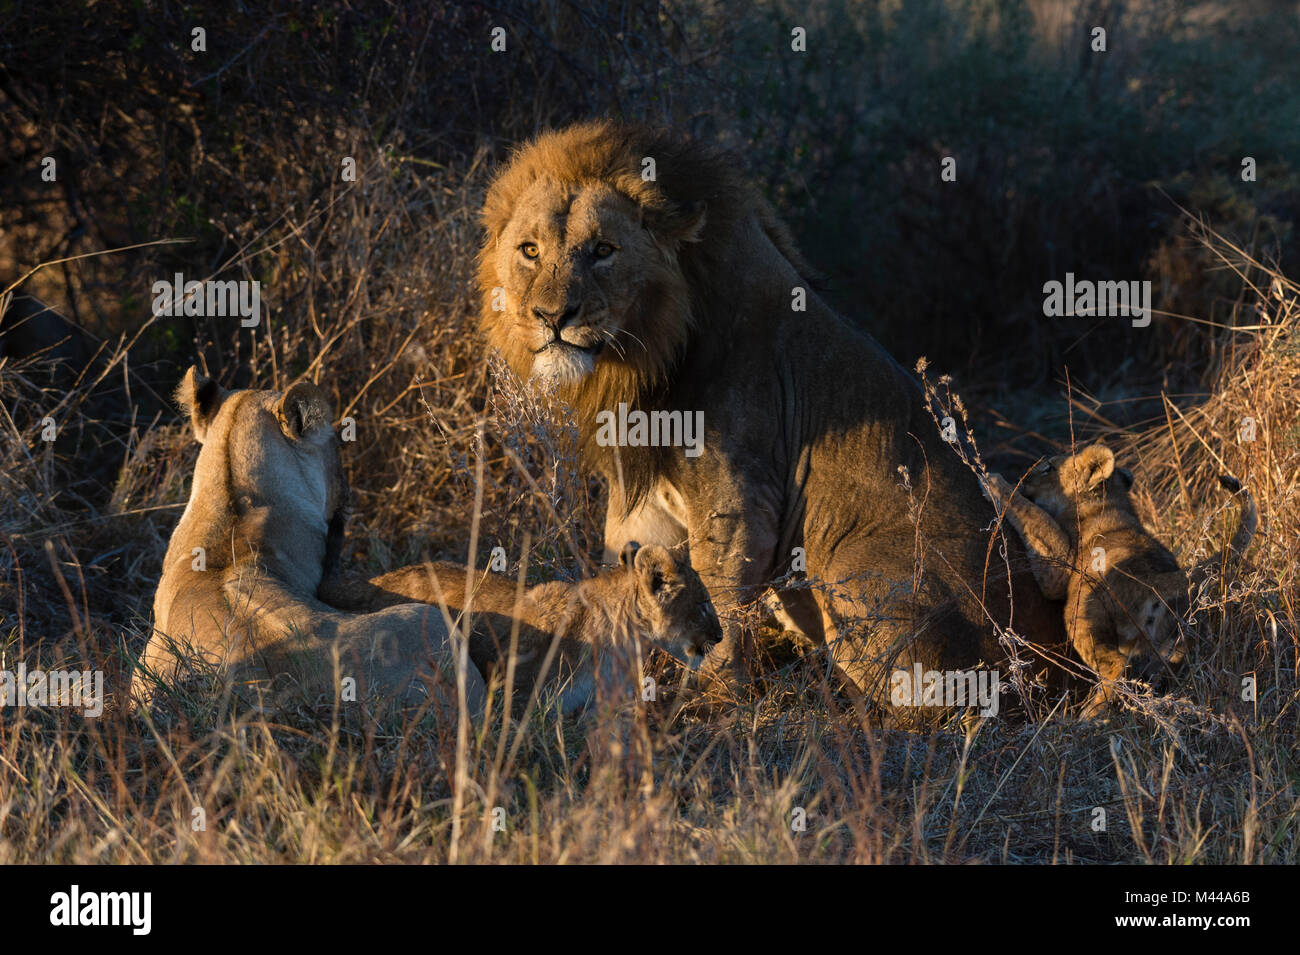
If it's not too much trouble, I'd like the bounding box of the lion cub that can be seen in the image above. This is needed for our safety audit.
[983,444,1255,716]
[321,543,722,714]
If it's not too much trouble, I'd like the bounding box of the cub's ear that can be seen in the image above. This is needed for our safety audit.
[276,380,334,441]
[175,366,228,444]
[619,541,641,568]
[1080,444,1116,490]
[633,544,677,596]
[1116,467,1135,491]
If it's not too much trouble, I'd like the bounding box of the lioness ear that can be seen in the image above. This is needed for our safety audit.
[175,366,228,444]
[276,380,334,441]
[634,544,676,595]
[619,541,641,569]
[1081,444,1115,490]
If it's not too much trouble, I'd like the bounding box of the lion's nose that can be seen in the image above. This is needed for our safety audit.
[533,303,582,331]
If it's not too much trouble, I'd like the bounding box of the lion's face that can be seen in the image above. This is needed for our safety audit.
[1019,443,1133,519]
[484,177,684,389]
[621,542,722,668]
[478,124,719,404]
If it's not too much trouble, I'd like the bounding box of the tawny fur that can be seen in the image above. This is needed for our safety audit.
[983,444,1256,716]
[132,368,485,714]
[321,542,721,714]
[476,120,1068,721]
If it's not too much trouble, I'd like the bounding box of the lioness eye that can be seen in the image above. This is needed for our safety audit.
[593,241,615,259]
[520,242,540,259]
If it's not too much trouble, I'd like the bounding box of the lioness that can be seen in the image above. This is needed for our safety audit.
[132,368,485,713]
[322,542,722,714]
[475,120,1067,718]
[983,443,1256,715]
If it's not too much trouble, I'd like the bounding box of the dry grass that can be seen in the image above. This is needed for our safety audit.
[2,215,1297,864]
[2,0,1299,865]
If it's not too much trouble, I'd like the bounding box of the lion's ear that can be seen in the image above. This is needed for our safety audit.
[644,200,708,246]
[276,380,334,441]
[175,366,228,444]
[1080,444,1116,490]
[633,544,677,596]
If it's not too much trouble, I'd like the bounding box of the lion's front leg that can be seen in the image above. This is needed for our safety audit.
[679,485,786,690]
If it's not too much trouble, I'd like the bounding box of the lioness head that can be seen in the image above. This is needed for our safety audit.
[477,121,722,395]
[175,366,348,573]
[619,541,722,667]
[1018,443,1134,519]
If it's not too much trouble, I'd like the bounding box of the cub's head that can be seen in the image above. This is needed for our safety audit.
[1019,443,1134,520]
[176,367,348,561]
[477,122,718,396]
[619,542,722,668]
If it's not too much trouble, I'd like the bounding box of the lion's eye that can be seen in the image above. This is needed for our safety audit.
[593,241,616,259]
[519,242,540,259]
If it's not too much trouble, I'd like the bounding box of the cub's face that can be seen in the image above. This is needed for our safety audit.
[177,367,347,536]
[1019,443,1133,521]
[621,543,722,668]
[481,178,686,390]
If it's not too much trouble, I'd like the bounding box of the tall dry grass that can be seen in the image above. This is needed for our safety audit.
[1,223,1296,863]
[2,0,1299,864]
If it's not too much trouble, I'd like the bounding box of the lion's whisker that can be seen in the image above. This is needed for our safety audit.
[598,327,630,360]
[610,326,650,356]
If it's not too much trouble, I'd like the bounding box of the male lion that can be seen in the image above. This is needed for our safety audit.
[131,367,485,713]
[323,541,721,714]
[983,444,1256,716]
[475,121,1068,720]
